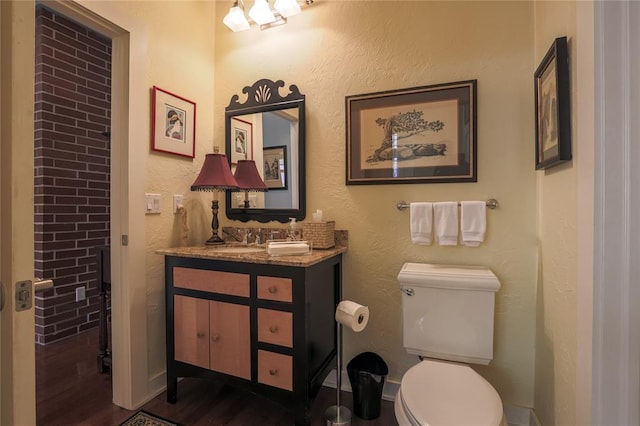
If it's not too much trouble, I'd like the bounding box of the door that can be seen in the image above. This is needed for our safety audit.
[174,295,210,369]
[1,1,37,424]
[210,300,250,379]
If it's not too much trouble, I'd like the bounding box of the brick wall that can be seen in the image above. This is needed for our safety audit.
[34,5,112,345]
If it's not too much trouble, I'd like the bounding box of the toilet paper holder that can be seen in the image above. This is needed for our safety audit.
[325,300,369,426]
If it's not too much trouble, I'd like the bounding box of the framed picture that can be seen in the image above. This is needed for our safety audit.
[151,86,196,158]
[346,80,477,185]
[534,36,571,169]
[263,145,287,190]
[230,117,253,164]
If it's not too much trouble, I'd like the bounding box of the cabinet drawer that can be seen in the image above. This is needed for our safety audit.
[257,308,292,348]
[173,267,249,297]
[258,350,292,391]
[257,276,292,302]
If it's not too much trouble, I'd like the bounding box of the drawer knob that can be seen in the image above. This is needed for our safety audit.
[269,326,278,333]
[268,286,278,294]
[211,334,220,342]
[269,369,278,376]
[197,332,205,338]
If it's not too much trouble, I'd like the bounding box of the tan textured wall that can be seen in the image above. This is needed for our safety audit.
[533,1,578,425]
[88,1,218,380]
[215,1,537,407]
[141,2,218,380]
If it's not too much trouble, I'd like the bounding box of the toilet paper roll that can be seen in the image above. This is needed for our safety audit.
[335,300,369,332]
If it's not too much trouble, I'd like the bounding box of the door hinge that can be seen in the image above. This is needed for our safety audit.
[122,234,128,246]
[0,281,5,312]
[15,280,32,312]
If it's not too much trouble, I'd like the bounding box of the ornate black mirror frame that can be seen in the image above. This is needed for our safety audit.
[225,79,306,223]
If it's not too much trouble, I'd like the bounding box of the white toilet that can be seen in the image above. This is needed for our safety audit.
[395,262,506,426]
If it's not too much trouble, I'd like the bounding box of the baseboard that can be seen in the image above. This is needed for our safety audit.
[322,369,539,426]
[530,409,542,426]
[130,372,168,410]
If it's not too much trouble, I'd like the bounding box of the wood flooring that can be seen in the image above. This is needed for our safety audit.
[36,328,398,426]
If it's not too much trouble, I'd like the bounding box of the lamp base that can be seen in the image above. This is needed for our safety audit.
[205,234,225,245]
[324,405,351,426]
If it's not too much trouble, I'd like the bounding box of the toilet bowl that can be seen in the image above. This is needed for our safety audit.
[394,360,506,426]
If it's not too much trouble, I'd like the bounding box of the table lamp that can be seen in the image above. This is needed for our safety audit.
[233,159,268,208]
[191,153,238,245]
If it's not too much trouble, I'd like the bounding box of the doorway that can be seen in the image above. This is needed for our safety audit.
[34,4,114,423]
[34,4,113,346]
[33,0,153,414]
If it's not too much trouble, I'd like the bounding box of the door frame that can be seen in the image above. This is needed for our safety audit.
[40,0,150,409]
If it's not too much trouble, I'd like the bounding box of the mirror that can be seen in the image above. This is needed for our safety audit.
[225,79,306,223]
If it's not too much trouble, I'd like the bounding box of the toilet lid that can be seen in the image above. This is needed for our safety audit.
[400,360,503,426]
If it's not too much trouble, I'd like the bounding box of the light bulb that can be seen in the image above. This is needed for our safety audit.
[274,0,301,18]
[223,5,250,32]
[249,0,275,25]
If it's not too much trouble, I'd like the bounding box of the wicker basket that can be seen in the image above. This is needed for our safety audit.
[302,221,335,249]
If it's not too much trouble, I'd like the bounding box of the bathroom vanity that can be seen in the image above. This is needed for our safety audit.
[158,245,345,425]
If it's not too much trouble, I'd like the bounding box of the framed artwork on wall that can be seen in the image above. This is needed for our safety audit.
[230,117,253,164]
[151,86,196,158]
[345,80,477,185]
[263,145,287,190]
[534,36,572,170]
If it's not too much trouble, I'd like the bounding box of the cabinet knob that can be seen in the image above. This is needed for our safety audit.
[211,334,220,342]
[197,332,205,338]
[269,326,278,333]
[268,286,278,294]
[269,369,278,376]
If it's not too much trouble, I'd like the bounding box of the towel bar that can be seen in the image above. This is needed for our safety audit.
[397,199,499,211]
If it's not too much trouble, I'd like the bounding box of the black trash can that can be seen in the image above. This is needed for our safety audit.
[347,352,388,420]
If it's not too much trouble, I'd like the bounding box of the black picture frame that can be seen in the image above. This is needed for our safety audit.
[263,145,287,190]
[346,80,477,185]
[534,36,572,169]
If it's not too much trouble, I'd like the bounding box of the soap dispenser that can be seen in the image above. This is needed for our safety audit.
[288,217,300,241]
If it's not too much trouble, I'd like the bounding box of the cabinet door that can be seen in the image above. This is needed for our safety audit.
[209,300,250,380]
[174,295,209,369]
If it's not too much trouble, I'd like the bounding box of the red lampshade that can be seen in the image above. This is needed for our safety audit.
[191,153,238,191]
[233,160,268,191]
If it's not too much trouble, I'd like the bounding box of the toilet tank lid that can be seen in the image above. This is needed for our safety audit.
[398,262,500,291]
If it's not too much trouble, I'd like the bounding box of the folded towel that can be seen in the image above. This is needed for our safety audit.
[410,202,433,245]
[433,202,458,246]
[267,242,310,256]
[461,201,486,247]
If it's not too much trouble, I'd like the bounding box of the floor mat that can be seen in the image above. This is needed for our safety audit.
[119,410,180,426]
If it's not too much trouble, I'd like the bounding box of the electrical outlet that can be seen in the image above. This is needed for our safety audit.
[75,286,86,302]
[173,194,184,213]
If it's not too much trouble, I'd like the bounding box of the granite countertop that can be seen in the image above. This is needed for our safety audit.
[156,243,347,267]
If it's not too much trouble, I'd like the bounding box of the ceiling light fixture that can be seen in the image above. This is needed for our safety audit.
[223,0,313,32]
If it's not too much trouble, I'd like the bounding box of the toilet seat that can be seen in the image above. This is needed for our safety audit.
[396,360,504,426]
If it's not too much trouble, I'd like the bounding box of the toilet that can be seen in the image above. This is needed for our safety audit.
[395,262,506,426]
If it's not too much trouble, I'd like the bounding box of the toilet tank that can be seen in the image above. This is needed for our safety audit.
[398,262,500,365]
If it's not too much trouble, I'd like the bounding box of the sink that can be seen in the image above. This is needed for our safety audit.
[212,246,266,254]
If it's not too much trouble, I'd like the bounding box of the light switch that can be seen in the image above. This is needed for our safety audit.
[173,195,184,214]
[145,193,161,214]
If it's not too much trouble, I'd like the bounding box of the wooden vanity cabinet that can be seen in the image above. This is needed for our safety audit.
[164,253,342,426]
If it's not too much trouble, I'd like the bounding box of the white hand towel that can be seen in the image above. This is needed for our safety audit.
[410,202,433,245]
[433,202,458,246]
[461,201,486,247]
